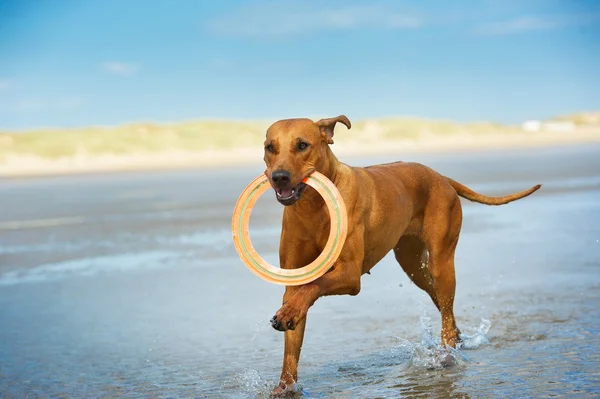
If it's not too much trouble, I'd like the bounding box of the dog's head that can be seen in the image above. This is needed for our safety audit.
[263,115,351,206]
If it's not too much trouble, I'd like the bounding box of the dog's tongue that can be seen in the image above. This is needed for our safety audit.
[278,188,293,198]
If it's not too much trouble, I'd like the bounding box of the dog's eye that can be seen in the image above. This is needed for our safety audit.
[297,142,310,151]
[265,144,275,153]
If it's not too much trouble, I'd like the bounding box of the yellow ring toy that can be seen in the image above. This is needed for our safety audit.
[231,171,348,286]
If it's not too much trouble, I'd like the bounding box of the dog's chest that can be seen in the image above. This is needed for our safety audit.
[285,210,331,245]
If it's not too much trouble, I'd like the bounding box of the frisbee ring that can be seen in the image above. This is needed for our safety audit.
[231,171,348,286]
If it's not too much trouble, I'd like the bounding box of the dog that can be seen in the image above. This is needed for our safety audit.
[262,115,541,395]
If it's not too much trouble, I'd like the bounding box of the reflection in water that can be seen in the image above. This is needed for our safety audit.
[391,369,471,399]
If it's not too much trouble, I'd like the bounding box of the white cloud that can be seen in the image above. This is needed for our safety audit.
[475,13,600,35]
[475,16,561,35]
[207,2,422,37]
[101,61,140,76]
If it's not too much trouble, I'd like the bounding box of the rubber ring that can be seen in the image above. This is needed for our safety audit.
[232,171,348,286]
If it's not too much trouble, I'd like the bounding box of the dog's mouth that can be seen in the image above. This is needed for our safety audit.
[274,183,308,206]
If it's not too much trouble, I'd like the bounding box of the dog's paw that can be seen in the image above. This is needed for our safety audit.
[270,381,297,397]
[270,302,306,332]
[270,315,296,331]
[439,352,456,368]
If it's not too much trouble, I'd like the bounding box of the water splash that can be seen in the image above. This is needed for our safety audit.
[396,313,491,370]
[237,369,272,393]
[222,368,289,399]
[250,320,271,342]
[458,318,492,350]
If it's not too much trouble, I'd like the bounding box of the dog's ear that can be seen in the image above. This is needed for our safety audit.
[315,115,351,144]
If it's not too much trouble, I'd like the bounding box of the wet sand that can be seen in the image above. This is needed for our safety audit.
[1,144,599,398]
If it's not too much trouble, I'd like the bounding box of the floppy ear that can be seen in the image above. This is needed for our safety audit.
[315,115,351,144]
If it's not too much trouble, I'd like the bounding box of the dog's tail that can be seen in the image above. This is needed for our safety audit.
[446,177,542,206]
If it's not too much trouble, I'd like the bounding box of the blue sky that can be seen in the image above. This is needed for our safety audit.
[0,0,599,130]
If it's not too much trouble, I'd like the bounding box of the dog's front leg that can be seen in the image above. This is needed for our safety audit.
[272,286,307,396]
[272,239,364,395]
[272,235,364,332]
[271,260,362,333]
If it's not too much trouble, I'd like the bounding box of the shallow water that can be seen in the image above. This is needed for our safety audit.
[1,145,599,398]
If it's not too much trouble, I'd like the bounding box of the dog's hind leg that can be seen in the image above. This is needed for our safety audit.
[424,195,463,348]
[393,235,439,310]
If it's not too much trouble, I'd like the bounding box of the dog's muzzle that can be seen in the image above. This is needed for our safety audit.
[270,169,308,206]
[274,183,308,205]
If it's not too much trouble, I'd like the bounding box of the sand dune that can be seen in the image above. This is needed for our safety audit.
[1,117,598,177]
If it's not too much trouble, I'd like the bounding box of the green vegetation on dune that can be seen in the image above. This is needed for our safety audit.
[551,111,600,126]
[0,114,596,162]
[363,118,523,139]
[0,120,271,161]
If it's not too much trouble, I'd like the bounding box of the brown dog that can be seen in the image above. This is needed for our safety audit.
[262,115,541,395]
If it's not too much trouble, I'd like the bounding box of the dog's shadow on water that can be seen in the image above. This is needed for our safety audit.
[236,316,491,399]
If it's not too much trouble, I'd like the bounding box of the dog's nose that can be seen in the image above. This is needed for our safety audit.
[271,170,291,187]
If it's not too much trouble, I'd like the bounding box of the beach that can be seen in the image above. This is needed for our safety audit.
[1,144,599,398]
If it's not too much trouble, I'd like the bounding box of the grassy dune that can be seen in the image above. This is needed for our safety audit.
[0,118,526,161]
[552,111,600,125]
[0,113,598,176]
[0,120,272,161]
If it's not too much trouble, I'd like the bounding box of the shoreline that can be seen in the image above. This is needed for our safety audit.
[1,130,599,178]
